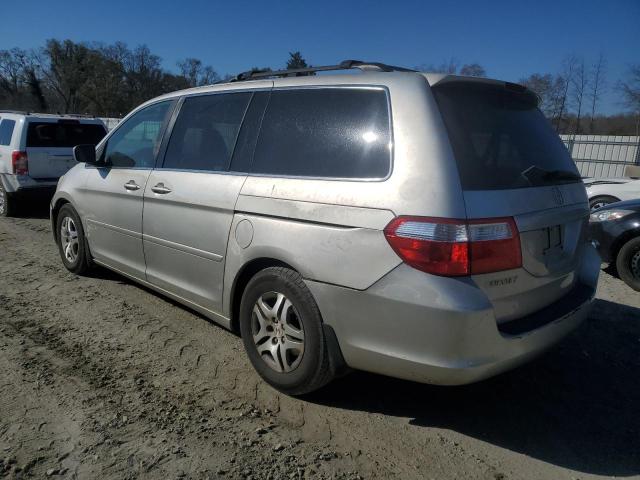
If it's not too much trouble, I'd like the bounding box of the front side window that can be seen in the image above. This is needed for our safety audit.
[163,92,251,172]
[0,120,16,146]
[251,88,391,179]
[103,101,173,168]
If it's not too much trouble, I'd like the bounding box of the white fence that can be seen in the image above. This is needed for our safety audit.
[99,117,121,131]
[561,135,640,178]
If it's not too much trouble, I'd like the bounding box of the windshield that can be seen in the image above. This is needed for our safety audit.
[27,121,107,148]
[432,82,580,190]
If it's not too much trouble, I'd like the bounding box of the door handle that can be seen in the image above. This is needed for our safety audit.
[124,180,140,191]
[151,183,172,194]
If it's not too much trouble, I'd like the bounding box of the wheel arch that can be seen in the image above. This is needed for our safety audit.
[228,257,295,334]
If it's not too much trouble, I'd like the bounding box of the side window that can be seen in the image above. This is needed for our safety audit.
[103,101,172,168]
[163,92,251,172]
[0,120,17,146]
[230,91,270,173]
[251,88,391,179]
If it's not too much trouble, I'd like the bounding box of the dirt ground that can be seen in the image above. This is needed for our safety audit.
[0,208,638,480]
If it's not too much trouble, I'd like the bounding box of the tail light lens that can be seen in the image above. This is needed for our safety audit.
[384,216,521,276]
[11,151,28,175]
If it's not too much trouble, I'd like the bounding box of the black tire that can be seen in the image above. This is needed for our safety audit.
[589,195,620,212]
[616,236,640,291]
[56,204,94,275]
[239,267,334,395]
[0,182,15,217]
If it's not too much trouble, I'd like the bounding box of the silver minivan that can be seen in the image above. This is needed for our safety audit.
[51,61,600,395]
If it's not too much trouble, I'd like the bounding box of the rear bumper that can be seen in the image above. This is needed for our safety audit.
[1,174,58,194]
[306,244,600,385]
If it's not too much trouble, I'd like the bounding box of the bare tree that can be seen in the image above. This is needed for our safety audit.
[571,57,589,135]
[415,57,459,74]
[177,58,219,87]
[588,53,607,133]
[619,64,640,135]
[459,63,486,77]
[555,54,579,132]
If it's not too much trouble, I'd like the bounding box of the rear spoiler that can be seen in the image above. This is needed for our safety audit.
[422,73,538,107]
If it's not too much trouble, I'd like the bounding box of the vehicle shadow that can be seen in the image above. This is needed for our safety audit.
[13,195,53,220]
[309,298,640,476]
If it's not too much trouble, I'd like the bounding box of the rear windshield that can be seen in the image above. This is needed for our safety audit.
[432,83,580,190]
[27,122,106,148]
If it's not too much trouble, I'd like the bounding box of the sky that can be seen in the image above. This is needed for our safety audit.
[2,0,638,114]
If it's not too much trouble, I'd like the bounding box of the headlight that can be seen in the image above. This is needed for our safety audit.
[589,209,634,222]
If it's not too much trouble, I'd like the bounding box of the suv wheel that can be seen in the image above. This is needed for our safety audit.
[590,195,619,212]
[239,267,334,395]
[56,204,93,275]
[0,183,15,217]
[616,236,640,291]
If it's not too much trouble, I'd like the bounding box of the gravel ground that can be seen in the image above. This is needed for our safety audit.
[0,209,639,479]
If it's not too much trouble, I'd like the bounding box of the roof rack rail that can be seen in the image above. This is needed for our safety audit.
[228,59,415,83]
[0,109,30,115]
[0,110,98,119]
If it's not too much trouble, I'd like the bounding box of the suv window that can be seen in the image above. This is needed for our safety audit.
[163,92,251,171]
[432,82,580,190]
[26,122,106,148]
[103,101,173,168]
[251,88,391,179]
[0,119,16,146]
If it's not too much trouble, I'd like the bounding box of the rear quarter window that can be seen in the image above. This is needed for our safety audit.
[0,119,16,146]
[26,122,107,148]
[251,88,391,179]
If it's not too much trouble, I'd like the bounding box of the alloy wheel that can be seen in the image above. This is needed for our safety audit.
[251,291,305,373]
[60,216,79,263]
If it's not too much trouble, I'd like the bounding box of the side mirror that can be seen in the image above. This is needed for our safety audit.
[73,144,98,165]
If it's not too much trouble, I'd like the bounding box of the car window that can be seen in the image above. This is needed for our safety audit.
[251,88,391,179]
[0,119,16,146]
[432,82,580,190]
[26,122,106,148]
[229,91,270,173]
[163,92,251,172]
[103,101,173,168]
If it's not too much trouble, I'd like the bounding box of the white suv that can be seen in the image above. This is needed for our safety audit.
[0,111,107,216]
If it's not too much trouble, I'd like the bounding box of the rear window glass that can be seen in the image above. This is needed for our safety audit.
[0,119,16,146]
[251,88,391,179]
[26,122,106,148]
[432,83,580,190]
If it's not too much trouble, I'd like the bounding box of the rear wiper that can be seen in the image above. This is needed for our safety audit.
[520,166,581,185]
[541,169,582,182]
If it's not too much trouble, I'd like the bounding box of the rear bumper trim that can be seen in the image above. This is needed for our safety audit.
[498,282,595,336]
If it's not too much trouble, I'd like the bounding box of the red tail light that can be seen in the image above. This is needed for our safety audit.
[384,216,521,276]
[11,151,28,175]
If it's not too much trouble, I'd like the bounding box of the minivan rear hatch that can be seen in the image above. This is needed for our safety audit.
[431,79,589,324]
[25,120,106,179]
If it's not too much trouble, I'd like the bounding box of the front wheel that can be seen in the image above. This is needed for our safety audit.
[616,236,640,291]
[56,204,93,275]
[239,267,334,395]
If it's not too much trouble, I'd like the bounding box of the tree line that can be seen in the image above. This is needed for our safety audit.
[1,40,639,135]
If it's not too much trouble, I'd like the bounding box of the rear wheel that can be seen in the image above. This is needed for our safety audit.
[0,183,15,217]
[589,195,620,212]
[239,267,334,395]
[56,204,93,275]
[615,236,640,291]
